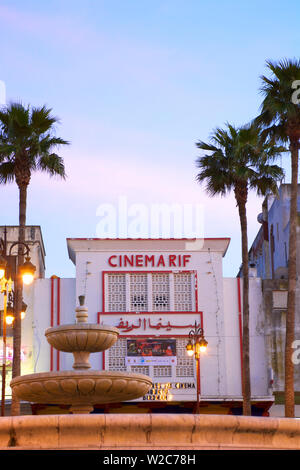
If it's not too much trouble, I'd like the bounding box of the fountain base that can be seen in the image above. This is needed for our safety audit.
[11,370,152,414]
[1,414,300,449]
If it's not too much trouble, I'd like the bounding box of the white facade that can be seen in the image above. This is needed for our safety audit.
[12,237,275,414]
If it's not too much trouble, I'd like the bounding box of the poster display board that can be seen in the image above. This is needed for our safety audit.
[125,338,177,365]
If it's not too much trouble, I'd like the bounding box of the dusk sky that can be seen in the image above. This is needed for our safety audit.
[0,0,298,278]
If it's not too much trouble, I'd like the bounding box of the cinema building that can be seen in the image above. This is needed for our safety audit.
[1,230,275,415]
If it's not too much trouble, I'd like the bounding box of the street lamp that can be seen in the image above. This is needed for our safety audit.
[186,321,208,414]
[5,301,15,326]
[0,230,36,416]
[0,278,32,416]
[19,256,36,285]
[1,276,12,417]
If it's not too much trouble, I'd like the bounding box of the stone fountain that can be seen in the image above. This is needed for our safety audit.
[10,296,152,414]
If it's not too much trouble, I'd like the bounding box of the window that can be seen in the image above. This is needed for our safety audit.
[152,273,170,311]
[130,274,148,311]
[104,271,196,312]
[272,290,288,309]
[107,274,126,312]
[174,272,192,311]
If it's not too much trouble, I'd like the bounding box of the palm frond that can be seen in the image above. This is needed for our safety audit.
[0,102,69,183]
[30,106,58,134]
[0,161,16,183]
[257,58,300,139]
[38,153,66,178]
[195,122,285,201]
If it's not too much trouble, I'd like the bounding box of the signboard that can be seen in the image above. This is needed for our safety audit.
[126,356,177,366]
[127,338,176,356]
[126,338,177,366]
[108,254,191,268]
[142,382,196,401]
[101,313,202,336]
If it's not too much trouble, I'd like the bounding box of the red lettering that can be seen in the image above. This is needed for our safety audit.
[108,253,190,269]
[145,255,155,267]
[157,255,165,267]
[135,255,143,267]
[169,255,176,267]
[108,255,117,267]
[124,255,134,267]
[183,255,191,266]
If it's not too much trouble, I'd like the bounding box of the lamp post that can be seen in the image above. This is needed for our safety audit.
[0,285,29,416]
[0,230,36,416]
[186,321,208,414]
[0,276,13,417]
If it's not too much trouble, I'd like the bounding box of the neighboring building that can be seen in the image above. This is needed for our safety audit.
[245,184,300,417]
[0,225,46,279]
[248,184,300,280]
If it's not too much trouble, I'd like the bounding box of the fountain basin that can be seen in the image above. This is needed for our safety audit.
[45,324,120,369]
[11,370,152,414]
[45,324,119,353]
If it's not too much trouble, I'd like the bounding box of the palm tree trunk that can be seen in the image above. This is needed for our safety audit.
[285,140,298,418]
[236,185,251,416]
[11,183,27,416]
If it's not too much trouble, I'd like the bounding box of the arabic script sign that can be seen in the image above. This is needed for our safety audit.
[101,313,201,335]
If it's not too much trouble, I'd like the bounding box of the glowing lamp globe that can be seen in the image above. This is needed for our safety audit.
[186,340,194,357]
[22,274,34,285]
[20,257,36,285]
[6,302,14,325]
[198,338,208,353]
[6,313,14,326]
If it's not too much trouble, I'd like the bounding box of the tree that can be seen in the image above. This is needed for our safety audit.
[0,102,69,415]
[195,122,285,415]
[255,59,300,418]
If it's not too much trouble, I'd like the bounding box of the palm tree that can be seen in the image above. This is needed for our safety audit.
[255,59,300,418]
[195,123,285,415]
[0,102,69,415]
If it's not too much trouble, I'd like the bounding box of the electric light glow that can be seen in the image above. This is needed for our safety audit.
[22,273,34,285]
[5,314,14,325]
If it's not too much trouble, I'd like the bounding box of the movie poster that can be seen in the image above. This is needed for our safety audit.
[126,338,177,366]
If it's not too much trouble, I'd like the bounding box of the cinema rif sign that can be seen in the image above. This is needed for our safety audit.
[107,254,191,268]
